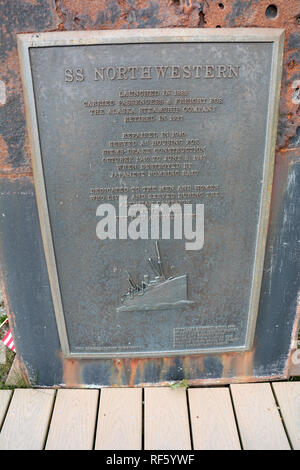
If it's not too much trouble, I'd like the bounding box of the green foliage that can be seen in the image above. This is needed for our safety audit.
[170,379,189,390]
[0,315,7,325]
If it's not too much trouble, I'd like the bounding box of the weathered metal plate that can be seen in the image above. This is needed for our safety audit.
[18,29,284,359]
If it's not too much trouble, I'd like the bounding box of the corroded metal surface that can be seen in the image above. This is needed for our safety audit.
[0,1,299,386]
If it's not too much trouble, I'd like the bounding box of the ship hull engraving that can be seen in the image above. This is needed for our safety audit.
[117,274,194,312]
[117,243,194,312]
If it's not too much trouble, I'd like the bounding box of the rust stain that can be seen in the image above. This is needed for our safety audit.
[0,47,23,98]
[0,135,32,179]
[0,171,33,181]
[185,355,204,377]
[234,349,255,379]
[61,356,81,387]
[99,350,255,387]
[160,356,175,381]
[0,135,9,161]
[182,355,199,379]
[98,345,256,386]
[220,352,237,379]
[200,0,300,150]
[54,0,67,31]
[57,0,200,30]
[128,357,142,386]
[111,358,126,386]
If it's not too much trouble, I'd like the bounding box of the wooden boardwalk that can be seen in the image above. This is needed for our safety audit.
[0,382,299,450]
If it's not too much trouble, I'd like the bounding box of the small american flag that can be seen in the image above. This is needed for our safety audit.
[1,329,15,352]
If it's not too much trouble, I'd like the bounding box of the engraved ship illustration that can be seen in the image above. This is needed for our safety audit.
[117,242,194,312]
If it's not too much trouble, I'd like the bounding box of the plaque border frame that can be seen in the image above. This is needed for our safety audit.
[17,28,284,359]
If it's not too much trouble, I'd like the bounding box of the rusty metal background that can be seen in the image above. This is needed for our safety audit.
[0,1,299,386]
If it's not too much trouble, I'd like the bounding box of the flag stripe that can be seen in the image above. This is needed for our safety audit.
[1,329,15,351]
[3,332,12,345]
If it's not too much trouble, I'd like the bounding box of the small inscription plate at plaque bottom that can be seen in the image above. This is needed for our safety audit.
[18,29,283,358]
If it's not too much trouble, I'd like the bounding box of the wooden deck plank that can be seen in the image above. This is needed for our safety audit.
[45,389,99,450]
[272,382,300,450]
[95,388,142,450]
[188,387,241,450]
[230,383,290,450]
[0,390,12,429]
[0,389,55,450]
[144,387,191,450]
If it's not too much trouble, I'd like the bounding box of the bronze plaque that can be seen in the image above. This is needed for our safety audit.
[18,29,283,358]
